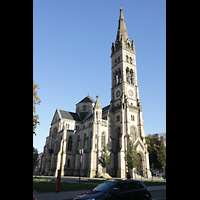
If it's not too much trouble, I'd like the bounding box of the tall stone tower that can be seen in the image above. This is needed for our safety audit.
[109,8,151,178]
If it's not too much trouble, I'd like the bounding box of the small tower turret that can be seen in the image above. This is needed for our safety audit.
[93,95,102,121]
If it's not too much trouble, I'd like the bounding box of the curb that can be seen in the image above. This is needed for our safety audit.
[34,186,166,200]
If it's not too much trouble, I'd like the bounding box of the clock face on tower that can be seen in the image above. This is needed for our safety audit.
[128,89,134,97]
[116,90,120,98]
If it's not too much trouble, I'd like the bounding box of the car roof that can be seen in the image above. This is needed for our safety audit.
[106,179,142,184]
[105,179,147,188]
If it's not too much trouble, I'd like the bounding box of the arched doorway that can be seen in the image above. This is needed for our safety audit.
[136,153,143,176]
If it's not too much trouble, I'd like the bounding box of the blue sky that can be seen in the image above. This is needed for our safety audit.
[33,0,166,153]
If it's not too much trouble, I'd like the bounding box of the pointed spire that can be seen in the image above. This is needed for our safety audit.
[119,7,124,20]
[112,8,134,55]
[115,8,129,47]
[94,95,102,109]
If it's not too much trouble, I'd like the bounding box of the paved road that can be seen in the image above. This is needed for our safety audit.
[34,187,166,200]
[151,189,166,200]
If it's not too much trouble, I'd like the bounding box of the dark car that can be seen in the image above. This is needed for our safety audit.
[73,179,152,200]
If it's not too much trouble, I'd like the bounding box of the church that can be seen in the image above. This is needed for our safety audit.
[39,8,152,179]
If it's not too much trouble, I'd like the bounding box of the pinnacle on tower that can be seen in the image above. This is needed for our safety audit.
[94,95,102,109]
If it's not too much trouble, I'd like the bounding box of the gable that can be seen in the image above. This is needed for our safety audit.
[134,137,145,152]
[51,109,61,124]
[59,110,81,121]
[77,95,95,104]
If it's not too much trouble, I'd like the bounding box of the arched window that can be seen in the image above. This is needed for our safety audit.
[130,69,134,84]
[68,136,73,151]
[131,115,135,121]
[77,135,81,151]
[126,55,129,63]
[67,159,70,168]
[126,68,130,82]
[117,56,120,64]
[101,132,105,148]
[118,68,121,84]
[96,111,98,119]
[90,131,93,150]
[130,126,137,142]
[52,127,58,139]
[83,133,87,149]
[115,68,121,85]
[130,57,132,64]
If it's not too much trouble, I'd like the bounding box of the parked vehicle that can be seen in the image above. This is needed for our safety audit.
[73,179,152,200]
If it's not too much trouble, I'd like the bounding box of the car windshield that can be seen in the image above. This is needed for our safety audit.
[93,182,116,192]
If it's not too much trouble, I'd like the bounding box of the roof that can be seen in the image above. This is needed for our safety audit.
[77,95,95,104]
[102,105,111,113]
[59,109,81,121]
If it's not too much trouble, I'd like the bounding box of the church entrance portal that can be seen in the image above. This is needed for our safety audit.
[136,153,143,176]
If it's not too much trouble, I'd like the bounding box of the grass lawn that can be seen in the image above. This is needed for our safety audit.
[142,180,166,186]
[80,179,107,184]
[33,182,98,193]
[81,179,166,186]
[33,178,53,182]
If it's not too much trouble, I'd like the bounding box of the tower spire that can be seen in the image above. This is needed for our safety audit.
[112,8,134,55]
[116,8,129,46]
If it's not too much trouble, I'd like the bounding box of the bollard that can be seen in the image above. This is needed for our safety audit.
[56,169,61,193]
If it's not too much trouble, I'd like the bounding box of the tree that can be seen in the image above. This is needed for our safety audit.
[145,134,166,170]
[99,147,111,169]
[33,80,41,135]
[157,137,166,170]
[124,141,140,176]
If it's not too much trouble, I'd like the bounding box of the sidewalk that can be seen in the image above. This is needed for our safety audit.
[34,185,166,200]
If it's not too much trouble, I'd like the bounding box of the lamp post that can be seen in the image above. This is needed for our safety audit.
[96,134,99,178]
[79,149,83,183]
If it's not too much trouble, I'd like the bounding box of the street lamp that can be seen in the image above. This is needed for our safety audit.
[79,149,83,183]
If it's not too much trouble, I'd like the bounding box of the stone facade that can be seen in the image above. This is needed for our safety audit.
[39,8,151,179]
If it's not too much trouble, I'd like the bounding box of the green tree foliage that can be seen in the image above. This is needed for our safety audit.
[33,81,41,135]
[124,141,140,174]
[145,134,166,170]
[98,147,111,169]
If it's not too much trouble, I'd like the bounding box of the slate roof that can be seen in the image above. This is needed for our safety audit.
[77,95,95,104]
[57,103,110,123]
[102,105,111,113]
[59,109,81,121]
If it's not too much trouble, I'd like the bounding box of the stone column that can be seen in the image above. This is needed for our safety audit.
[145,152,152,178]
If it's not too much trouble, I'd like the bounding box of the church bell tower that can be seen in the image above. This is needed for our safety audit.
[110,8,151,178]
[111,7,138,108]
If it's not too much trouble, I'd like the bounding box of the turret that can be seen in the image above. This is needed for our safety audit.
[93,95,102,121]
